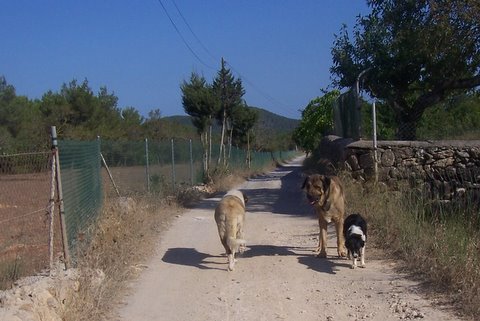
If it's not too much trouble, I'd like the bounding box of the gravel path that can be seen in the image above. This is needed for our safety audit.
[116,157,461,321]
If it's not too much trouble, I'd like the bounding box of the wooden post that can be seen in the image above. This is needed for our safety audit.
[189,139,193,186]
[171,138,176,191]
[48,150,56,274]
[145,138,150,193]
[51,126,71,269]
[100,153,121,197]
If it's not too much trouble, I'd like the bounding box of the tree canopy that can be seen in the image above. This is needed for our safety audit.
[180,60,261,173]
[0,76,195,152]
[331,0,480,139]
[293,90,339,154]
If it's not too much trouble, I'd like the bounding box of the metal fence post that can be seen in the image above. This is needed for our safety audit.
[189,139,193,186]
[51,126,71,269]
[145,138,150,193]
[171,138,176,191]
[372,100,378,183]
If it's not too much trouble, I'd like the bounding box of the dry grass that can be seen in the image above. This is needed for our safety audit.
[61,196,182,321]
[341,175,480,319]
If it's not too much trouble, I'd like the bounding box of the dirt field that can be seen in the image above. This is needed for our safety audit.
[114,157,463,321]
[0,171,60,286]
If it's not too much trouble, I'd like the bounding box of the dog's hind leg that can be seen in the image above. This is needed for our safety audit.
[227,253,235,271]
[237,223,246,254]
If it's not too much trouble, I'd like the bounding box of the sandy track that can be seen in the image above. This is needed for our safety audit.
[116,157,461,321]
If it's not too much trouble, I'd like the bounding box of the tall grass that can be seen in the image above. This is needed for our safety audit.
[343,176,480,317]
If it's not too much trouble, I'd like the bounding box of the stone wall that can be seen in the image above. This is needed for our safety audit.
[321,136,480,200]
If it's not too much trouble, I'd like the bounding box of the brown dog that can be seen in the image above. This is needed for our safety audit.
[214,190,248,271]
[302,174,347,258]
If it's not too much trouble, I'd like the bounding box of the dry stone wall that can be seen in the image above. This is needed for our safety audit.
[320,136,480,201]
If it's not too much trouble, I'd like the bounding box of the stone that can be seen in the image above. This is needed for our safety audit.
[455,150,470,158]
[432,157,454,168]
[359,153,375,169]
[346,155,360,171]
[380,149,395,167]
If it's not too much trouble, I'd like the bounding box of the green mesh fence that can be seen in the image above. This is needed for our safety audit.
[58,140,102,255]
[100,139,299,196]
[229,147,299,171]
[100,139,203,196]
[333,88,361,139]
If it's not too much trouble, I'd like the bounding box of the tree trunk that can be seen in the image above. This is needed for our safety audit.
[200,131,208,181]
[393,101,423,140]
[208,124,212,169]
[246,131,251,169]
[228,126,233,161]
[396,108,422,141]
[217,108,226,166]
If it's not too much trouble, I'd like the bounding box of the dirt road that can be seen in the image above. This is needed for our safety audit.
[116,157,461,321]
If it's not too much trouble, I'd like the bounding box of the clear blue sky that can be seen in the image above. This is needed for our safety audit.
[1,1,370,120]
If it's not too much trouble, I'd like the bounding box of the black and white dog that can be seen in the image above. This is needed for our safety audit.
[343,213,367,269]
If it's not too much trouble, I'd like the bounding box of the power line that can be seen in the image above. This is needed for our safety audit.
[158,0,298,117]
[225,61,294,112]
[156,0,215,70]
[170,0,217,64]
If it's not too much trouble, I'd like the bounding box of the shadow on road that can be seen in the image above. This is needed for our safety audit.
[241,244,298,257]
[162,248,225,271]
[162,245,352,274]
[297,255,351,275]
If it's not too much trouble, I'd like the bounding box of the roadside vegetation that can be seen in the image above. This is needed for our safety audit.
[346,178,480,318]
[305,150,480,319]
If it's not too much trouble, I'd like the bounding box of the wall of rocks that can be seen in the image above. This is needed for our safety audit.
[320,136,480,201]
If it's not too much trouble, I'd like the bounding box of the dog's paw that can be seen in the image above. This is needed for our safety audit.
[351,264,356,269]
[359,264,366,268]
[338,250,347,258]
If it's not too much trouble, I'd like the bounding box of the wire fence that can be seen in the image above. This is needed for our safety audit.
[57,140,103,262]
[100,138,299,197]
[0,151,61,288]
[0,134,299,287]
[333,86,480,141]
[333,87,361,140]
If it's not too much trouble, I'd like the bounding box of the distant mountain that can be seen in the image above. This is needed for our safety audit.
[163,107,299,134]
[249,107,299,133]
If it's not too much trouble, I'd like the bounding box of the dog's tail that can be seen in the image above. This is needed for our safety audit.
[227,237,246,253]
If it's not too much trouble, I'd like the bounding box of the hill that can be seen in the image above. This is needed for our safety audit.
[163,107,299,134]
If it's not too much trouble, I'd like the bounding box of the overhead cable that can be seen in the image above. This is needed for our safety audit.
[156,0,215,70]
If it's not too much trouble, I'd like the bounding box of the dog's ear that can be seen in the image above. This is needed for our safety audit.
[322,176,332,210]
[242,192,248,204]
[322,175,331,192]
[301,176,309,189]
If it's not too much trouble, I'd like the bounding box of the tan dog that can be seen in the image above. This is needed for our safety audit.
[214,190,248,271]
[302,174,347,258]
